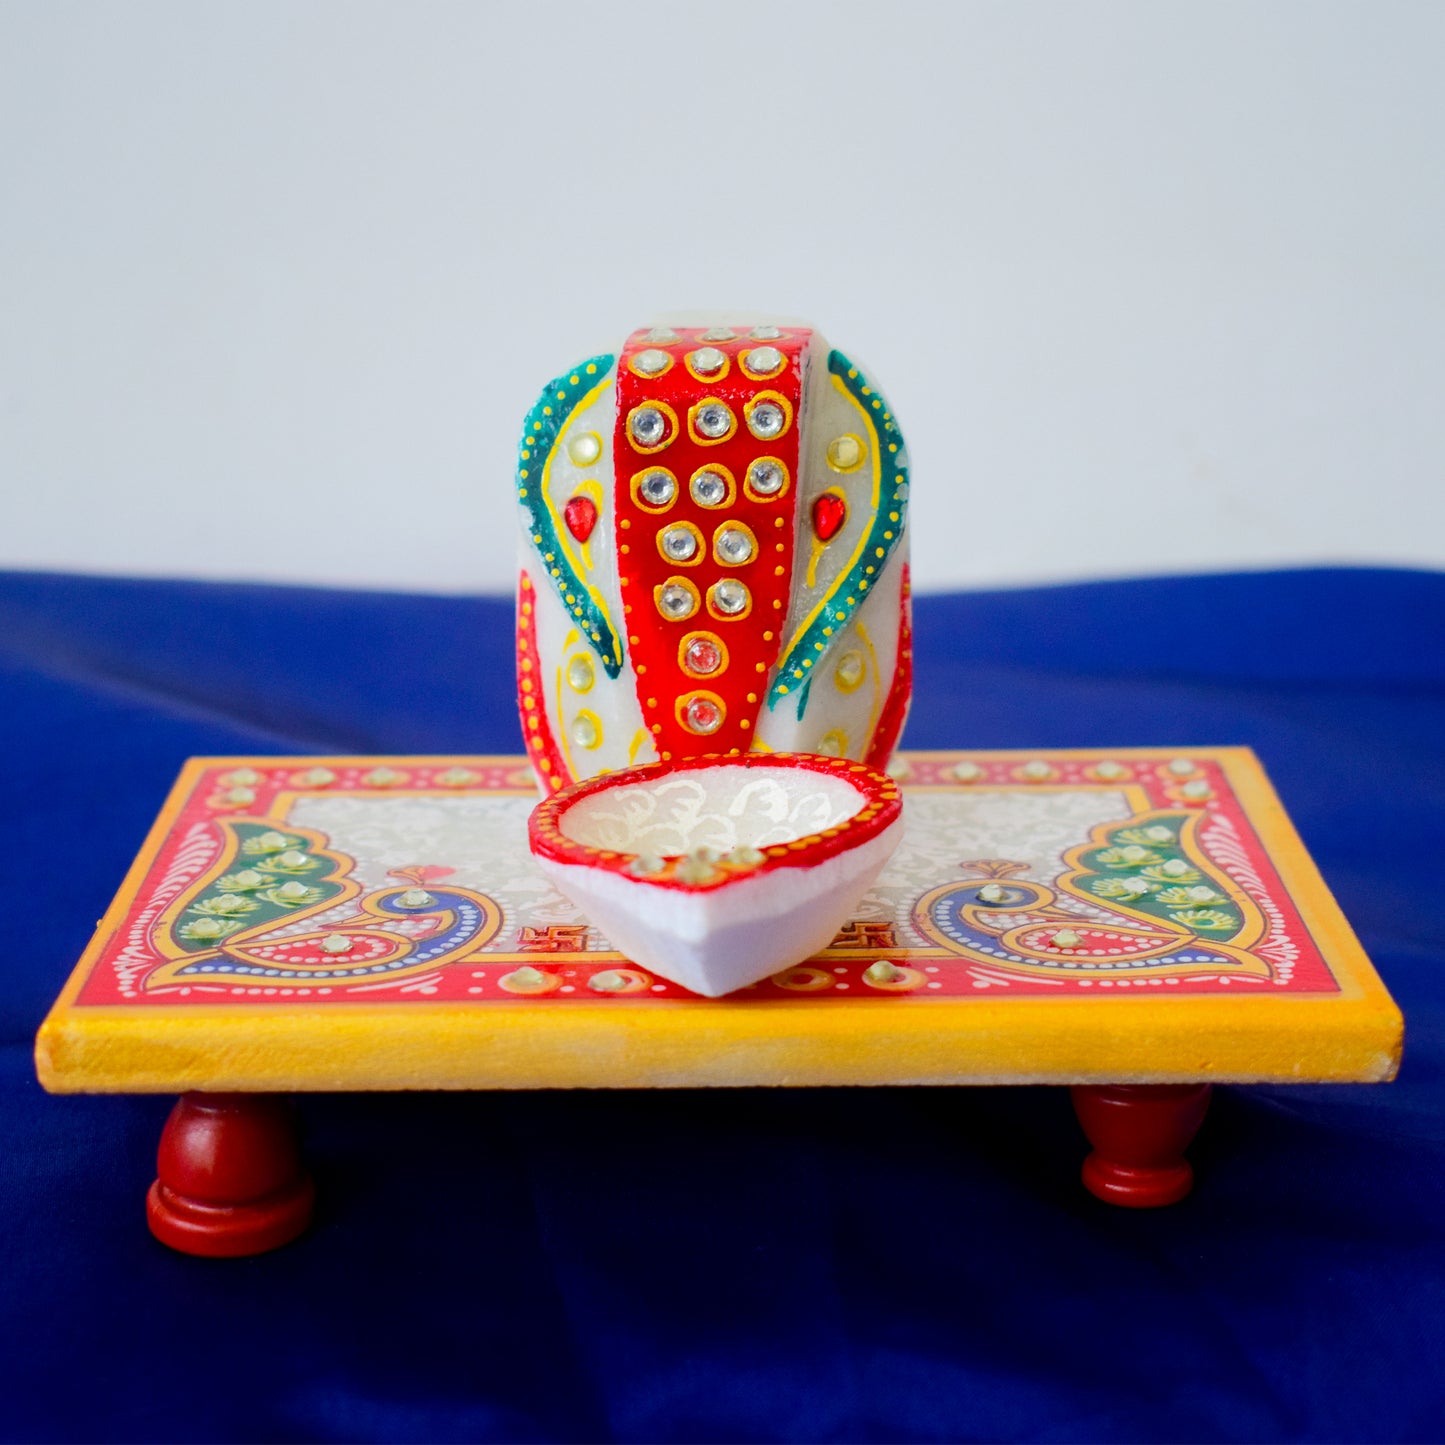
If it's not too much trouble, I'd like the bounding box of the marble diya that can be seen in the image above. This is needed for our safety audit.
[528,752,904,998]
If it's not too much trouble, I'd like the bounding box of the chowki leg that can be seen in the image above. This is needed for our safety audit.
[1070,1084,1213,1207]
[146,1093,315,1256]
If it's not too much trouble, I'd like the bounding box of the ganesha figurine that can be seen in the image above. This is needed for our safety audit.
[515,319,911,786]
[515,319,913,995]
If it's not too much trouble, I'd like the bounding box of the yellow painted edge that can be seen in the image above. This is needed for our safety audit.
[37,992,1401,1092]
[35,749,1403,1093]
[1213,748,1400,1025]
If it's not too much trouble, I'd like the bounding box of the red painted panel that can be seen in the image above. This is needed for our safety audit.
[612,327,811,761]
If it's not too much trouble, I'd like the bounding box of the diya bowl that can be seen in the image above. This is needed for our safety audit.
[528,752,904,997]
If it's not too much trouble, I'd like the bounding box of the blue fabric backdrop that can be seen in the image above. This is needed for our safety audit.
[1,567,1441,1444]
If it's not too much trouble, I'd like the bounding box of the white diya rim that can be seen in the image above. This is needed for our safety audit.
[527,752,903,894]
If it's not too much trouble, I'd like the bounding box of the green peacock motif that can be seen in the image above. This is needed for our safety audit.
[1075,813,1246,938]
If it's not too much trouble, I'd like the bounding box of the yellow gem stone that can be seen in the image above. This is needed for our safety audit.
[567,655,595,693]
[320,934,352,955]
[437,767,478,786]
[833,650,865,692]
[863,960,906,985]
[826,434,864,471]
[674,850,719,885]
[567,432,603,466]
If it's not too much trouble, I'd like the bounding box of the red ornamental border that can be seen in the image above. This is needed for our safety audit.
[517,571,570,792]
[528,752,903,892]
[864,563,913,770]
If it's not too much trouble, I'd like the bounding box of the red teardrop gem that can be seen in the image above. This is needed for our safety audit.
[564,495,598,543]
[812,492,847,542]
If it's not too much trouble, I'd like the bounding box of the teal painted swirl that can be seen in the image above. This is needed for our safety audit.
[769,349,909,715]
[516,355,623,677]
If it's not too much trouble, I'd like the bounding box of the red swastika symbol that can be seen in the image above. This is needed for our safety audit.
[831,922,897,949]
[516,925,590,953]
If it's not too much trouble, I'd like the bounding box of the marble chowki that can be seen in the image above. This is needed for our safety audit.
[32,320,1403,1256]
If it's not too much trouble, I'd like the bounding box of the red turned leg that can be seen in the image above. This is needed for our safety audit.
[146,1093,315,1256]
[1071,1083,1212,1208]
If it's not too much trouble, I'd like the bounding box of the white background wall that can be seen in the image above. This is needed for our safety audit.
[2,0,1441,596]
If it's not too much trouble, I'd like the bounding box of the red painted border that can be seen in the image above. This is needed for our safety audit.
[865,563,912,770]
[517,571,571,792]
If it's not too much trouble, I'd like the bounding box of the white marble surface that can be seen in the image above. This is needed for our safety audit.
[288,785,1133,952]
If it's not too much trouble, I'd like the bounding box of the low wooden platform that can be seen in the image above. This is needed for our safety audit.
[34,749,1401,1243]
[37,748,1401,1092]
